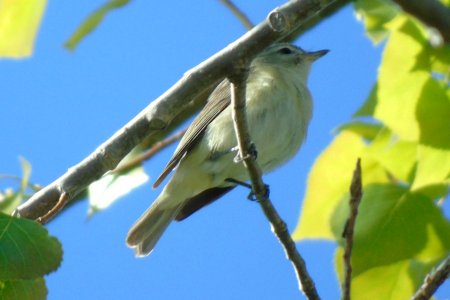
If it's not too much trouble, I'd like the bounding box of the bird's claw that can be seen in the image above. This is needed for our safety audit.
[247,184,270,202]
[232,143,258,163]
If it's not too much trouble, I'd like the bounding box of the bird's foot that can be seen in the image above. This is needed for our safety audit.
[232,143,258,163]
[225,178,269,202]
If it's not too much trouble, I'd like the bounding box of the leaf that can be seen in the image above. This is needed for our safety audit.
[364,128,417,183]
[335,120,382,141]
[429,44,450,77]
[353,84,378,118]
[292,131,388,240]
[0,190,22,215]
[334,189,450,299]
[411,145,450,193]
[88,165,148,216]
[335,254,417,299]
[0,214,62,280]
[374,17,437,142]
[415,78,450,149]
[353,0,399,44]
[64,0,130,51]
[0,158,32,214]
[0,278,47,300]
[0,0,47,58]
[331,184,450,276]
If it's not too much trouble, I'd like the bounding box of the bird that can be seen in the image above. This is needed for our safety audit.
[126,43,328,256]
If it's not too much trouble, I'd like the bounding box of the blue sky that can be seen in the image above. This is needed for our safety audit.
[1,1,448,299]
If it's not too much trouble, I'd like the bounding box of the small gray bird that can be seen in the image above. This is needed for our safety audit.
[126,43,328,256]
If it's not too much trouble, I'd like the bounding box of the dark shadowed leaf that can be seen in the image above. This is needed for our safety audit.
[0,214,62,280]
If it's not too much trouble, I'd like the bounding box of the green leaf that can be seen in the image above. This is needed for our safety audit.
[0,190,22,215]
[353,0,399,44]
[412,145,450,193]
[0,0,46,58]
[64,0,131,51]
[0,158,33,214]
[416,78,450,149]
[0,214,62,280]
[364,128,417,183]
[429,44,450,77]
[334,186,450,299]
[292,131,388,240]
[88,164,148,216]
[0,278,47,300]
[335,253,417,299]
[353,84,378,118]
[18,158,32,195]
[335,120,382,141]
[374,18,432,142]
[332,184,450,276]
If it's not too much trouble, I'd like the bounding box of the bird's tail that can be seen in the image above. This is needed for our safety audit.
[126,194,183,257]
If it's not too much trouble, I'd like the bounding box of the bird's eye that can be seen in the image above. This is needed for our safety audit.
[278,47,293,55]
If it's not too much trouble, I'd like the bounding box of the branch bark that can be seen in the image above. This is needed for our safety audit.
[228,69,320,300]
[15,0,337,222]
[412,255,450,300]
[392,0,450,44]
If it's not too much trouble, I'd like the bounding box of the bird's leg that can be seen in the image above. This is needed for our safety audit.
[225,178,269,201]
[232,142,258,163]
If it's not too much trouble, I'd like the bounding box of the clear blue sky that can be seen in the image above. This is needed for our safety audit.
[1,1,448,299]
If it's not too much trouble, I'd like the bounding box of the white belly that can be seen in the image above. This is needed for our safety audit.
[196,68,312,186]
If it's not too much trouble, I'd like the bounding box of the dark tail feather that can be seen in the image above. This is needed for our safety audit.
[175,186,235,221]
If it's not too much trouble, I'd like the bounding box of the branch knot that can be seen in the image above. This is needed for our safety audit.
[268,10,289,33]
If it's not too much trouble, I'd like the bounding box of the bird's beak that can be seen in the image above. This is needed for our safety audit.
[306,49,329,61]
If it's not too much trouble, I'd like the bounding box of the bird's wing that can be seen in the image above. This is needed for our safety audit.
[153,79,231,188]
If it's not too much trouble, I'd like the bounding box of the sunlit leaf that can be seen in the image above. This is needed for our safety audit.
[353,84,378,118]
[0,158,33,214]
[0,278,47,300]
[64,0,131,51]
[353,0,399,44]
[0,214,62,280]
[335,254,417,299]
[415,78,450,149]
[0,190,21,215]
[88,165,148,216]
[331,184,450,276]
[364,128,417,183]
[429,44,450,77]
[335,120,382,141]
[292,131,388,240]
[374,18,432,141]
[0,0,46,58]
[412,145,450,193]
[334,190,450,299]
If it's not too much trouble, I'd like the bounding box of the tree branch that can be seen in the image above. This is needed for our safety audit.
[392,0,450,44]
[15,0,337,222]
[412,255,450,300]
[341,158,363,300]
[228,68,319,300]
[219,0,254,30]
[284,0,350,42]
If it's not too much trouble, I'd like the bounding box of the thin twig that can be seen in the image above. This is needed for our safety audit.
[112,129,186,174]
[412,255,450,300]
[341,158,363,300]
[219,0,254,30]
[229,71,320,300]
[35,192,69,224]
